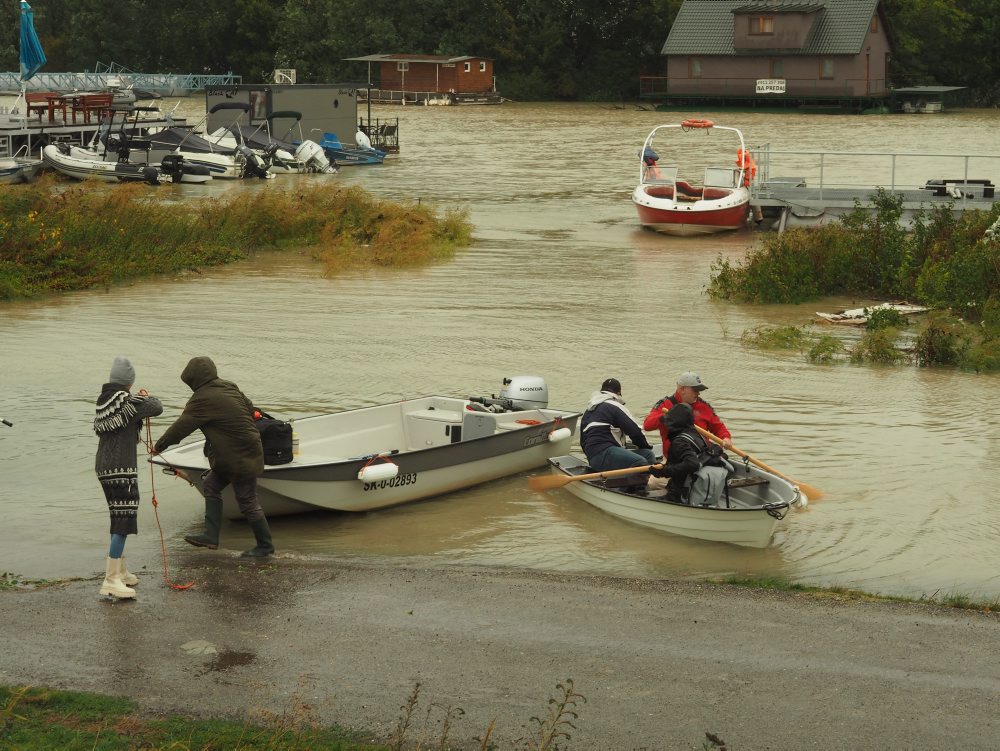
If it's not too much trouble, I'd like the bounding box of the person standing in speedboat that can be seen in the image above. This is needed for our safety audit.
[580,378,656,472]
[94,356,162,599]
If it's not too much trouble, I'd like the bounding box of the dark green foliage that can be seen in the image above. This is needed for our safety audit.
[866,307,908,331]
[913,313,973,367]
[807,335,844,364]
[849,328,909,365]
[709,191,1000,320]
[0,0,998,102]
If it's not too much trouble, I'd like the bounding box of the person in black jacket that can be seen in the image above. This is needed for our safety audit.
[651,402,705,503]
[579,378,656,472]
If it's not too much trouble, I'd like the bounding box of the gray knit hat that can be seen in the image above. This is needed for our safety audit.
[109,356,135,387]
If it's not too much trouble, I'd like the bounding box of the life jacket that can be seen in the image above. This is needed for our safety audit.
[736,148,757,187]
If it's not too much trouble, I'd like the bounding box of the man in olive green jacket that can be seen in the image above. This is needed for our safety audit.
[154,356,274,557]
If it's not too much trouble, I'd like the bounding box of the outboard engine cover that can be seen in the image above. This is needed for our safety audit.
[499,376,549,410]
[294,140,336,173]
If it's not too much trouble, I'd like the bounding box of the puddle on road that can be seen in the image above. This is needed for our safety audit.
[198,649,256,676]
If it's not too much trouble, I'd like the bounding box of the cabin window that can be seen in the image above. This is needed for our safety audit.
[397,62,409,72]
[690,59,702,79]
[820,59,834,79]
[770,59,784,77]
[479,61,486,72]
[749,15,774,35]
[464,62,471,72]
[870,16,878,33]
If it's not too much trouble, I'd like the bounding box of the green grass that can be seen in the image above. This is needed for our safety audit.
[0,177,472,300]
[713,574,1000,613]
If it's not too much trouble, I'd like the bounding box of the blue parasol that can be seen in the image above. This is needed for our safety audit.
[19,0,46,81]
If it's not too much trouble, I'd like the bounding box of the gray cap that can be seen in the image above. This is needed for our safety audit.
[677,371,707,391]
[109,356,135,387]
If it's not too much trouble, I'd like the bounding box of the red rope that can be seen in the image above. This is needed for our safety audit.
[139,392,195,591]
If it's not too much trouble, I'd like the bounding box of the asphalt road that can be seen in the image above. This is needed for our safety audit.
[2,553,998,750]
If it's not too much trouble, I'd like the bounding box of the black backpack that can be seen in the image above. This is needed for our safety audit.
[255,412,293,465]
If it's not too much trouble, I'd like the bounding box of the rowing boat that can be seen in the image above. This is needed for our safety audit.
[544,454,805,548]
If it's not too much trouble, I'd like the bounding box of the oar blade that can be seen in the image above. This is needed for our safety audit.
[796,482,823,501]
[528,473,573,491]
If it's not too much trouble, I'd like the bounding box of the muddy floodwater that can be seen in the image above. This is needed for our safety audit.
[1,101,998,599]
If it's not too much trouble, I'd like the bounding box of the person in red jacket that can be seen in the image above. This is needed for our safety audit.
[642,372,732,456]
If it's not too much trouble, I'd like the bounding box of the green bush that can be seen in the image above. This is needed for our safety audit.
[708,189,1000,318]
[913,313,973,366]
[866,307,908,330]
[807,335,844,363]
[849,328,909,364]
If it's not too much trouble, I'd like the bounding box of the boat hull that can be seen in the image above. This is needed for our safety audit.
[546,455,801,548]
[42,145,159,184]
[632,187,750,236]
[152,397,580,519]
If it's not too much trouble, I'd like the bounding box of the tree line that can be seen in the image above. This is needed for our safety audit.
[2,0,997,105]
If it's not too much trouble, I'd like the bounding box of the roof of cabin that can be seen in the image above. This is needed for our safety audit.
[663,0,881,56]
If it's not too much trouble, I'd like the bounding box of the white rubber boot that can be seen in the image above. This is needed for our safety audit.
[118,556,139,587]
[99,557,136,599]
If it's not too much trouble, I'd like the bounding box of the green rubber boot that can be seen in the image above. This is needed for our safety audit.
[241,518,275,558]
[185,498,223,549]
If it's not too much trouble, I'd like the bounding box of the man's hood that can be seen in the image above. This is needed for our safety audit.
[181,356,218,392]
[665,402,694,435]
[586,390,624,410]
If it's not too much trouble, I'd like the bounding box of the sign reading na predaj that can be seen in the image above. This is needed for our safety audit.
[756,79,786,94]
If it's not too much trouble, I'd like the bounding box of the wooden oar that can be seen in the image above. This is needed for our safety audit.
[529,462,662,491]
[694,425,823,501]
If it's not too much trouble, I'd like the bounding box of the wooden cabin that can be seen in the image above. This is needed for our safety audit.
[643,0,893,112]
[345,54,500,105]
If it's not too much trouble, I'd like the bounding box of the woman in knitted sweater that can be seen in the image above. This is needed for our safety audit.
[94,356,162,599]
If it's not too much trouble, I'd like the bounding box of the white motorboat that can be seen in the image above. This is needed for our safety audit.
[632,120,753,236]
[542,454,805,548]
[0,146,43,184]
[151,376,580,520]
[147,102,273,180]
[225,111,337,174]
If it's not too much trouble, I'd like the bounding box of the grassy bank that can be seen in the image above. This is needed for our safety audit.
[0,177,472,300]
[0,680,591,751]
[711,191,1000,370]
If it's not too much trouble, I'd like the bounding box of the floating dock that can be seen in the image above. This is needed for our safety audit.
[749,146,1000,231]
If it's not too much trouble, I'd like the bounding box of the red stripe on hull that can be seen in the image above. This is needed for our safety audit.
[634,202,749,235]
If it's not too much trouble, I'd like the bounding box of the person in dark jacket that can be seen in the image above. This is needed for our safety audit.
[94,356,163,599]
[153,356,274,557]
[579,378,656,472]
[651,402,706,503]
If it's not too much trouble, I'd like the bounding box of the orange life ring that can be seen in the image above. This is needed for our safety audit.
[681,118,715,130]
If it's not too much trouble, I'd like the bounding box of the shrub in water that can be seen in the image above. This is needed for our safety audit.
[849,328,909,364]
[913,313,972,367]
[866,306,908,330]
[808,335,844,363]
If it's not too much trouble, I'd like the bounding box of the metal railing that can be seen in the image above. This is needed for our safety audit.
[0,71,241,95]
[751,144,1000,201]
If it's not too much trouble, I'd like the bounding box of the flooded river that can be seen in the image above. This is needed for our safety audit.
[2,101,998,599]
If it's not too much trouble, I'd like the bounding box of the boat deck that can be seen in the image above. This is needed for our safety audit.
[0,112,188,158]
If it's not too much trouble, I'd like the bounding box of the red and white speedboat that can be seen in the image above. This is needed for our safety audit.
[631,120,753,236]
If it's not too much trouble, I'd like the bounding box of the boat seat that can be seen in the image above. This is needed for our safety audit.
[604,475,648,489]
[727,476,769,489]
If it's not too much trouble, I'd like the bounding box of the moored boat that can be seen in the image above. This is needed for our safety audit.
[42,142,160,184]
[632,120,752,236]
[151,376,580,520]
[0,148,43,184]
[543,454,804,548]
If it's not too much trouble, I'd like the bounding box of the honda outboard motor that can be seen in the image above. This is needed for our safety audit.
[468,376,550,412]
[499,376,549,410]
